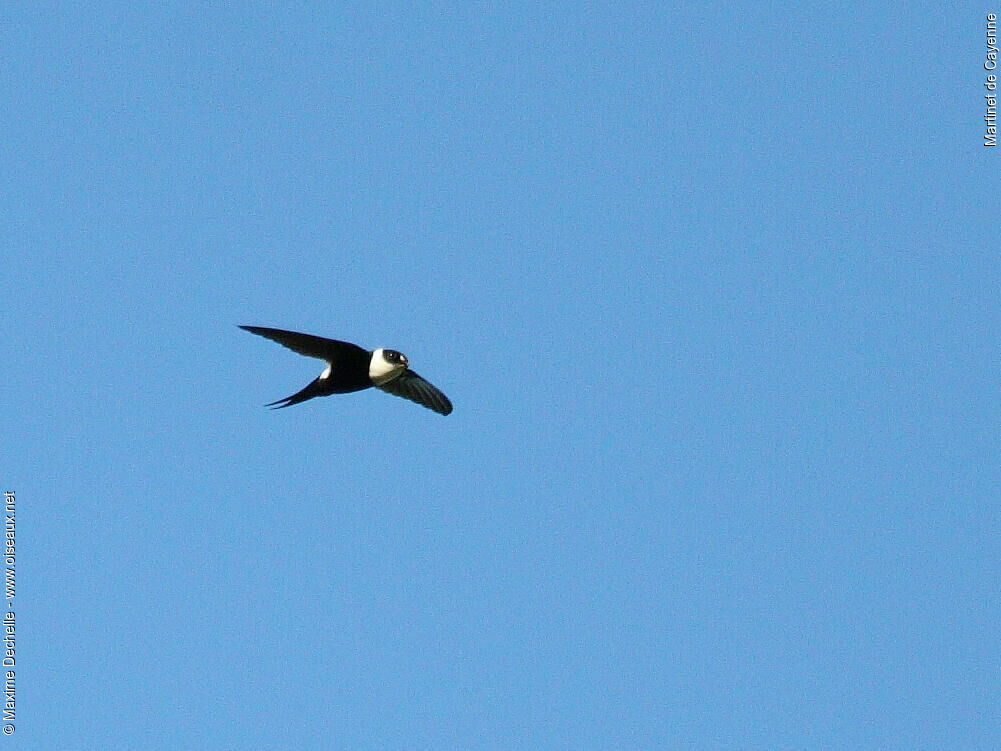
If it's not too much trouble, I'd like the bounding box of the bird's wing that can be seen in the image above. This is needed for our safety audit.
[239,326,367,361]
[378,370,453,415]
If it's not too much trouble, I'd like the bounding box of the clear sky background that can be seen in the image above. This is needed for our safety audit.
[5,2,998,749]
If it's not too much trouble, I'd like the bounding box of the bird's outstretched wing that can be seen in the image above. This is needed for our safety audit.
[239,326,367,360]
[378,370,453,415]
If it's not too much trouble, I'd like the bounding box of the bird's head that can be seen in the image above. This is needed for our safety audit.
[369,348,409,385]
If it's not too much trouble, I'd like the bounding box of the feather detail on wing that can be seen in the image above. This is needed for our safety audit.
[239,326,367,361]
[378,370,453,415]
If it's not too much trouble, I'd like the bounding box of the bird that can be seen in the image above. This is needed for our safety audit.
[239,325,453,416]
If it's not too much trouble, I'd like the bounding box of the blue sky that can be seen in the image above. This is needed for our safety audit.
[5,2,998,749]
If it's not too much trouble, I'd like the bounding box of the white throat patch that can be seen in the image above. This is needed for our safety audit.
[369,348,405,385]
